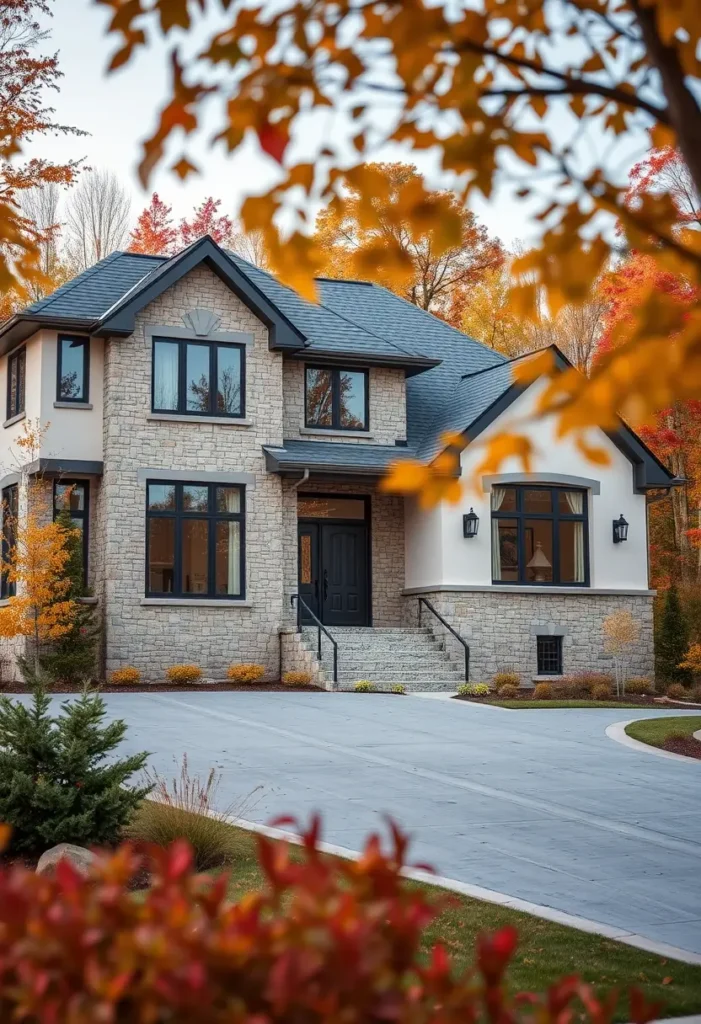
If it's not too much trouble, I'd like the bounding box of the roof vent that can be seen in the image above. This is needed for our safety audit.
[182,308,222,337]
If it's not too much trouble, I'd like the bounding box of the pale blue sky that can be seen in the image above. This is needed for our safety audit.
[32,0,650,250]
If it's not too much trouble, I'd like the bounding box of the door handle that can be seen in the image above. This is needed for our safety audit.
[323,570,329,600]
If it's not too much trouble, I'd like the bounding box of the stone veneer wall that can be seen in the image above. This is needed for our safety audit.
[281,478,405,628]
[98,265,286,682]
[403,590,655,682]
[282,359,407,444]
[279,628,330,689]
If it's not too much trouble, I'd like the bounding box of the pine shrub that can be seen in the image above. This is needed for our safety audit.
[656,586,691,685]
[227,663,265,684]
[0,686,151,855]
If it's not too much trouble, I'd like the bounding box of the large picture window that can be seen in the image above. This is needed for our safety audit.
[6,347,25,420]
[305,366,368,431]
[1,483,18,598]
[57,335,89,402]
[53,480,89,584]
[491,486,588,586]
[145,481,245,599]
[152,337,245,418]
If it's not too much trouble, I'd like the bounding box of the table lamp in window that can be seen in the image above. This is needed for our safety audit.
[527,541,551,582]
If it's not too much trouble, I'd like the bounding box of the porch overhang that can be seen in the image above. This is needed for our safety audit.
[263,440,418,477]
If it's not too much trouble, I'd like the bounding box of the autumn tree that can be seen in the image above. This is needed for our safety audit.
[96,0,701,494]
[128,192,177,255]
[65,169,131,271]
[228,224,270,268]
[602,609,640,695]
[314,164,503,323]
[179,197,232,248]
[0,0,83,300]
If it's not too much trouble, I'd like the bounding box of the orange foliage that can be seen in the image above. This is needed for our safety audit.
[128,192,177,255]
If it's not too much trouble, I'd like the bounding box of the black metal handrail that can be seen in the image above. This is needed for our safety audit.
[290,594,338,684]
[418,597,470,682]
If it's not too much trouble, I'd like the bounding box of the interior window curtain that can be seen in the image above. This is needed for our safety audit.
[563,490,585,583]
[490,487,506,580]
[226,490,241,595]
[155,343,179,409]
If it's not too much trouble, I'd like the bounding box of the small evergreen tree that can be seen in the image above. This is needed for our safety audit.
[655,585,691,685]
[37,506,100,685]
[0,686,151,854]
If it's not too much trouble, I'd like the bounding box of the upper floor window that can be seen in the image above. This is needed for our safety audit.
[152,337,245,418]
[53,480,89,585]
[6,347,25,420]
[305,366,368,431]
[1,483,18,598]
[57,335,89,403]
[146,481,245,599]
[491,486,588,586]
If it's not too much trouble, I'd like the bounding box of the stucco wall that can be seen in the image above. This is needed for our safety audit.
[39,332,104,464]
[405,378,651,592]
[281,477,405,627]
[0,333,42,476]
[282,359,407,444]
[98,264,286,681]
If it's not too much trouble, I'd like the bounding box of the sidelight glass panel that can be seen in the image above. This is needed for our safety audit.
[215,520,241,595]
[148,518,175,593]
[339,370,366,429]
[493,518,519,581]
[524,518,553,583]
[305,367,333,426]
[153,340,179,410]
[183,485,209,512]
[148,483,175,511]
[299,534,312,584]
[58,337,86,400]
[216,345,242,415]
[182,519,209,593]
[186,343,210,412]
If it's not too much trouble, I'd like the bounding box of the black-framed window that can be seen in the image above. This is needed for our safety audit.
[537,635,563,675]
[57,335,89,403]
[6,347,25,420]
[1,483,18,598]
[145,481,245,599]
[305,366,368,431]
[491,485,589,586]
[53,480,89,585]
[152,337,245,418]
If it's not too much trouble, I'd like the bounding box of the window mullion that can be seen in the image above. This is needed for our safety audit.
[178,340,186,414]
[332,370,340,429]
[210,343,216,415]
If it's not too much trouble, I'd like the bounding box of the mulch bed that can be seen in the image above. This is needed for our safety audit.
[663,736,701,759]
[0,682,324,694]
[454,693,666,705]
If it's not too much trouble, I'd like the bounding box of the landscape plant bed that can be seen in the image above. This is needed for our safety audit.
[0,681,325,694]
[121,805,701,1021]
[625,715,701,760]
[454,693,668,709]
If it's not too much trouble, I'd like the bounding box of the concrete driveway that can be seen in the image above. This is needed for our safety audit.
[88,692,700,956]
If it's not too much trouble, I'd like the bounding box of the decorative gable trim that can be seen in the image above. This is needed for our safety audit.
[95,236,306,351]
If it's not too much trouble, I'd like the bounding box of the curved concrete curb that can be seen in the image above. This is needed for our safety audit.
[233,815,701,966]
[606,719,701,765]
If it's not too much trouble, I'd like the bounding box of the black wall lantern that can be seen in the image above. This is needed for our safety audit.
[463,508,479,538]
[613,513,629,544]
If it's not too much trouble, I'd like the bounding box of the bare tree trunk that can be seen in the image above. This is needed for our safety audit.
[666,405,691,582]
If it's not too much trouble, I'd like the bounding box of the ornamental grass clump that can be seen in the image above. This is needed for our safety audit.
[282,671,312,687]
[591,683,613,701]
[227,663,265,684]
[626,677,654,696]
[497,683,519,700]
[109,666,142,687]
[493,671,520,690]
[667,682,691,701]
[166,664,202,685]
[0,817,662,1022]
[533,682,553,700]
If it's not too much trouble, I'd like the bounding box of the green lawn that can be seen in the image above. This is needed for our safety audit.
[128,806,701,1021]
[475,700,656,709]
[625,715,701,748]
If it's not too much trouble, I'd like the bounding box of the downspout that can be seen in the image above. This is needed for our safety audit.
[292,468,310,492]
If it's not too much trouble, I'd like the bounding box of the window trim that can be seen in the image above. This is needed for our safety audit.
[56,334,90,404]
[151,336,246,419]
[537,635,563,676]
[1,482,18,598]
[53,479,90,585]
[145,480,246,600]
[6,347,26,421]
[304,365,369,432]
[491,484,590,587]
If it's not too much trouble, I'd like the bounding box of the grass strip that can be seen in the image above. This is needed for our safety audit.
[625,715,701,748]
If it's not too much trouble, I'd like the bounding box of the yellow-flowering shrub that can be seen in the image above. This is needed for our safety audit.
[282,671,312,687]
[109,667,141,687]
[354,680,375,693]
[227,663,265,684]
[166,664,202,685]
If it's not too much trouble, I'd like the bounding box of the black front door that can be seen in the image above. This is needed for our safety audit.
[297,521,369,626]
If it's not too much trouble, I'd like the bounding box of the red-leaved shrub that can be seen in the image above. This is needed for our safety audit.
[0,819,661,1022]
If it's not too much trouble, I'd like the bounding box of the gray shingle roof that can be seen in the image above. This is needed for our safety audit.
[26,252,163,320]
[263,440,416,474]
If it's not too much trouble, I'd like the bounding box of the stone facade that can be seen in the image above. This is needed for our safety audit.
[282,358,406,444]
[98,265,285,681]
[279,628,330,689]
[281,478,405,628]
[404,590,655,683]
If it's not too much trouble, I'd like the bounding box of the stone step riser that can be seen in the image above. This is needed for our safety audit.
[336,682,459,692]
[335,673,463,683]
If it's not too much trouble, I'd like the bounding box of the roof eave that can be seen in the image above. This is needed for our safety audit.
[0,314,95,356]
[292,348,440,376]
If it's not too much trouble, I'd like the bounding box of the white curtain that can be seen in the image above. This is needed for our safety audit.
[154,341,179,410]
[225,489,241,595]
[491,487,506,580]
[563,490,585,583]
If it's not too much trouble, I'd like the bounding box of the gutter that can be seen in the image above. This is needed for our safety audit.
[292,468,310,491]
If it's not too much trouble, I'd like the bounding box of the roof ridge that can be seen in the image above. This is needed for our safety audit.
[29,250,125,314]
[459,348,539,380]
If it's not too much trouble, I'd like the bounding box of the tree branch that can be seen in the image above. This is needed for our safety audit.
[481,82,665,122]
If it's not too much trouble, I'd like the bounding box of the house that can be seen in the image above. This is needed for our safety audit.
[0,236,677,689]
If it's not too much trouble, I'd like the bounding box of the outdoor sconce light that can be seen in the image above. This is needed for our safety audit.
[613,514,629,544]
[463,508,479,538]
